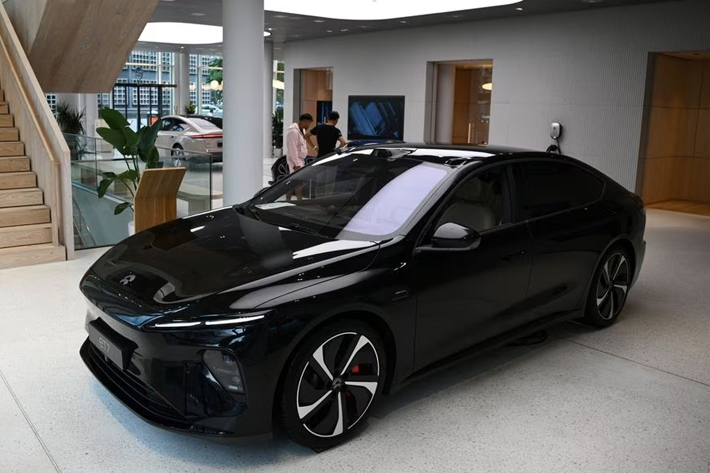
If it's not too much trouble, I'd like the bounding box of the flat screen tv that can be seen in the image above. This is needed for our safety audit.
[347,95,405,141]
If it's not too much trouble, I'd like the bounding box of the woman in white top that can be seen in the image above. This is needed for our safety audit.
[285,113,313,201]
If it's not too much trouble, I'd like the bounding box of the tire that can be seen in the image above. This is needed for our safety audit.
[171,145,184,167]
[582,246,633,328]
[279,319,386,450]
[273,156,289,183]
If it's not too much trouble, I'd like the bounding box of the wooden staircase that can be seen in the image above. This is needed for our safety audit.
[0,90,65,269]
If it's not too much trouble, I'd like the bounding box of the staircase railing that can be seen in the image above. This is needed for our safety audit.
[0,2,72,258]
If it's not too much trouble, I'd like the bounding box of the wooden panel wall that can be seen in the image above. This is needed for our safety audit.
[4,0,160,93]
[642,55,710,204]
[299,69,332,155]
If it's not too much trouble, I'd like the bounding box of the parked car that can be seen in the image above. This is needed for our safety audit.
[200,104,223,117]
[79,144,646,450]
[270,138,403,183]
[156,115,223,163]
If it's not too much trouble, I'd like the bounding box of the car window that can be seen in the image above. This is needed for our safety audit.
[513,160,604,220]
[160,119,174,131]
[434,167,508,233]
[250,152,451,241]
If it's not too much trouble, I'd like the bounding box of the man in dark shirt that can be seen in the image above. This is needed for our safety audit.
[307,111,347,158]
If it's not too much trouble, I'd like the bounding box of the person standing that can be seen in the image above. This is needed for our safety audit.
[285,113,313,200]
[307,111,347,158]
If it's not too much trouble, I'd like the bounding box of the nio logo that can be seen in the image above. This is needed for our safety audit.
[120,274,136,286]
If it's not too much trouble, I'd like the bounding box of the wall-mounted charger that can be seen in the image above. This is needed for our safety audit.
[547,122,563,154]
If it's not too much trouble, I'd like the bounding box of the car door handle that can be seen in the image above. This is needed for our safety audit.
[502,250,527,261]
[392,289,409,302]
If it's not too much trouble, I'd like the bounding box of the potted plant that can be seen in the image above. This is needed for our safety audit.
[95,108,163,228]
[272,109,283,157]
[55,101,86,160]
[184,102,196,115]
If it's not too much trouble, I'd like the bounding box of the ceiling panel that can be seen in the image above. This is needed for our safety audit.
[139,0,678,53]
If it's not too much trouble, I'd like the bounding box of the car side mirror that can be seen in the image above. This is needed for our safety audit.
[416,223,481,254]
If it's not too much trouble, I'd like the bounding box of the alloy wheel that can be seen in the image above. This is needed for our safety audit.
[276,160,289,181]
[296,332,380,438]
[596,253,630,320]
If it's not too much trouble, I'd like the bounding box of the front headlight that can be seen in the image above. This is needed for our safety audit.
[145,311,270,330]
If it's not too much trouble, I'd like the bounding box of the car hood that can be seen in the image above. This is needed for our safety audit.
[84,207,380,314]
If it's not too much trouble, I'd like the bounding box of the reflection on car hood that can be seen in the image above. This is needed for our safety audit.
[86,207,380,311]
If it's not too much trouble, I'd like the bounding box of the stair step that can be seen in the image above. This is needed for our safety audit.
[0,114,14,128]
[0,128,19,142]
[0,188,43,208]
[0,90,5,102]
[0,223,52,249]
[0,156,30,173]
[0,205,50,228]
[0,243,65,270]
[0,172,36,190]
[0,141,24,157]
[0,103,9,114]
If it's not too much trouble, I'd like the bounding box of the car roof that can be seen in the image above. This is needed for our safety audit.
[346,142,549,167]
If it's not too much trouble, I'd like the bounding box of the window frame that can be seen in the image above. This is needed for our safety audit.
[416,163,518,247]
[510,158,607,223]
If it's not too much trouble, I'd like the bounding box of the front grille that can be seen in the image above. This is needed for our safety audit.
[86,342,191,430]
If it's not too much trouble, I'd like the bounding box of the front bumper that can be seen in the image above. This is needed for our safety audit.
[79,314,276,438]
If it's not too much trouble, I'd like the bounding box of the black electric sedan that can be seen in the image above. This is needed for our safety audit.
[79,144,646,450]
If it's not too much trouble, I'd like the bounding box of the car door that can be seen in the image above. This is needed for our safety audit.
[412,165,533,371]
[156,118,176,150]
[511,159,613,318]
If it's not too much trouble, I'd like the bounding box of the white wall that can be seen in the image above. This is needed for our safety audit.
[284,0,710,191]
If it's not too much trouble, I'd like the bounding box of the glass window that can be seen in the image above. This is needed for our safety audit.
[250,152,451,241]
[187,118,221,131]
[435,167,507,233]
[513,160,604,220]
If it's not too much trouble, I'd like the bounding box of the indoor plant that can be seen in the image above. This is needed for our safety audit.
[96,108,163,216]
[272,109,283,156]
[55,101,86,160]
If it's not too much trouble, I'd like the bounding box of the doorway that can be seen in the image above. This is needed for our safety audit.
[427,60,493,146]
[293,68,333,156]
[639,52,710,217]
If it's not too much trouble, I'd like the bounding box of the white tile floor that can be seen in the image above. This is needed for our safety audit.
[2,209,710,473]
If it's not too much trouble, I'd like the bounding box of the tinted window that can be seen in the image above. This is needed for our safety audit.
[436,167,507,233]
[188,118,221,131]
[513,161,604,220]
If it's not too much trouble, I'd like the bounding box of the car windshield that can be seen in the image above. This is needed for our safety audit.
[249,152,451,241]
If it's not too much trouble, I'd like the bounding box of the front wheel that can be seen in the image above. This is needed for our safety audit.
[279,320,385,450]
[583,246,632,328]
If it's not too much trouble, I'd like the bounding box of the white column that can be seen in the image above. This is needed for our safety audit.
[177,52,191,115]
[435,64,456,144]
[264,42,274,160]
[223,0,265,204]
[83,93,99,136]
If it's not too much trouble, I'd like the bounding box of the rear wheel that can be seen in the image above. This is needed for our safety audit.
[583,246,632,327]
[171,145,184,166]
[273,156,289,182]
[279,320,385,450]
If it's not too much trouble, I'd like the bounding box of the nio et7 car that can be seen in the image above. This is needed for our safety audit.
[80,144,646,450]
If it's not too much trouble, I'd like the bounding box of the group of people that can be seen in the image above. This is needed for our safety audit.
[285,111,347,174]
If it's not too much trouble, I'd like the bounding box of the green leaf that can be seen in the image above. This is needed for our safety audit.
[114,202,132,215]
[100,108,129,130]
[101,171,117,179]
[117,169,139,182]
[144,147,161,168]
[97,178,114,198]
[96,128,127,153]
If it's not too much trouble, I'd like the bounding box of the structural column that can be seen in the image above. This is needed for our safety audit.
[434,64,456,144]
[177,52,191,115]
[264,42,274,160]
[83,93,99,136]
[222,0,265,204]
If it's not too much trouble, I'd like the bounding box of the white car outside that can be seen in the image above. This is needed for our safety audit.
[200,104,223,117]
[156,115,223,163]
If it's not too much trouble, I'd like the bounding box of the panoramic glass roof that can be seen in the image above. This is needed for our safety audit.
[263,0,523,20]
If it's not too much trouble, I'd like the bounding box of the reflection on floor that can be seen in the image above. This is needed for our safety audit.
[1,210,710,472]
[647,200,710,217]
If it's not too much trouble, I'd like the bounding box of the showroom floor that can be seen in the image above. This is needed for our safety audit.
[2,209,710,473]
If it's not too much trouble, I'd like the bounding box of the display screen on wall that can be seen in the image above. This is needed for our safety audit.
[347,95,405,140]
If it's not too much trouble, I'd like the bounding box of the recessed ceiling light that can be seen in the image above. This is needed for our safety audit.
[274,14,289,18]
[139,22,271,44]
[313,19,326,23]
[400,20,407,24]
[341,28,349,31]
[264,0,523,20]
[326,29,333,33]
[191,12,206,16]
[515,7,523,10]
